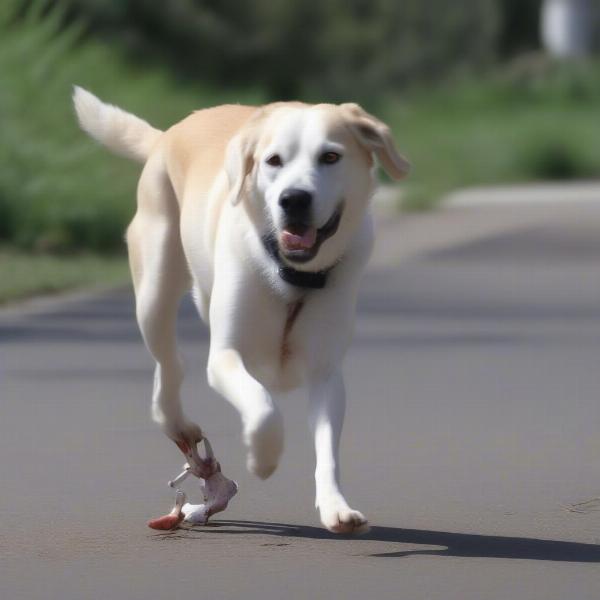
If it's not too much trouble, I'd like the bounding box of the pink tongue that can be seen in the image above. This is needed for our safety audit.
[280,227,317,251]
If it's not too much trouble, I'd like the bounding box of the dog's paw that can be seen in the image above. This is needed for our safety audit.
[319,502,370,534]
[243,407,283,480]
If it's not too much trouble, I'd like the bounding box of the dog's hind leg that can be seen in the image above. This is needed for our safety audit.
[127,154,207,470]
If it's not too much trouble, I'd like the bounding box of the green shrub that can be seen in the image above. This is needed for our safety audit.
[385,62,600,210]
[57,0,501,102]
[517,137,596,181]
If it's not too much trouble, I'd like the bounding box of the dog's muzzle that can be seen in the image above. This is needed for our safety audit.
[278,204,343,264]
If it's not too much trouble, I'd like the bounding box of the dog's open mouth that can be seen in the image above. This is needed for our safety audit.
[278,205,343,264]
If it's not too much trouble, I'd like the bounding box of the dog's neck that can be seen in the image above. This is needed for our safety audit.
[262,233,333,290]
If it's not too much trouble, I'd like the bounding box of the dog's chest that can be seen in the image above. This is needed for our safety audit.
[280,300,304,366]
[239,297,307,393]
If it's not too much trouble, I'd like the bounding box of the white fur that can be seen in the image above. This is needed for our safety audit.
[72,86,161,163]
[73,88,407,533]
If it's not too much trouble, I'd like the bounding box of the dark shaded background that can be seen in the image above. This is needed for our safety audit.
[55,0,540,100]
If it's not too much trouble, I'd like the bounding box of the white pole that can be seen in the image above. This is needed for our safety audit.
[541,0,594,58]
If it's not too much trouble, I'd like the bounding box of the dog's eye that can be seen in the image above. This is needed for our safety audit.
[319,151,341,165]
[266,154,283,167]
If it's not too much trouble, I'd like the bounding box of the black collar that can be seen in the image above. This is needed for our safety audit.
[262,233,332,290]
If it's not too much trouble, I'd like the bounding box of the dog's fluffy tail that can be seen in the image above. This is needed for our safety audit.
[72,86,162,163]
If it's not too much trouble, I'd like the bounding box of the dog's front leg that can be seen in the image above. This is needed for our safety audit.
[309,369,369,533]
[208,348,283,479]
[205,223,287,479]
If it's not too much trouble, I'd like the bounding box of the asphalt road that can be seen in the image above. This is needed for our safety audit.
[2,200,600,599]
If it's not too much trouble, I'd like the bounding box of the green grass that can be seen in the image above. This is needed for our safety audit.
[0,251,129,304]
[384,59,600,209]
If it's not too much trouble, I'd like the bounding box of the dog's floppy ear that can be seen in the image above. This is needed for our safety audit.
[341,103,410,180]
[224,121,260,206]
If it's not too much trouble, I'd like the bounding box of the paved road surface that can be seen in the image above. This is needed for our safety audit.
[2,200,600,599]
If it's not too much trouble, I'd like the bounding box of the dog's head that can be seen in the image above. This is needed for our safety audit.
[225,102,409,271]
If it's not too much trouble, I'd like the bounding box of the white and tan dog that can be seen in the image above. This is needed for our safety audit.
[73,88,409,533]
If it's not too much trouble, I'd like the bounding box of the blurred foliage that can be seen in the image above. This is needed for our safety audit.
[0,0,263,252]
[53,0,502,102]
[497,0,541,55]
[390,59,600,210]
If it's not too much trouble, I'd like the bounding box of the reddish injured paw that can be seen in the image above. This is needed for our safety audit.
[148,437,238,531]
[148,470,238,530]
[147,490,186,531]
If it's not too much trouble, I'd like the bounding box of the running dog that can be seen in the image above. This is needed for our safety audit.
[73,88,409,533]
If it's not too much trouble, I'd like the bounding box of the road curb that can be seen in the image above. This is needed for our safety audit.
[373,181,600,215]
[441,181,600,209]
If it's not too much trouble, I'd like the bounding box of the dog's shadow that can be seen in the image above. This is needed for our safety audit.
[158,519,600,562]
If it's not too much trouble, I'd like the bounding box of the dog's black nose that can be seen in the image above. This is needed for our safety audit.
[279,188,312,219]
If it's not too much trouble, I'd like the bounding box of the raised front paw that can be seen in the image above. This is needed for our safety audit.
[319,500,370,534]
[243,407,284,480]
